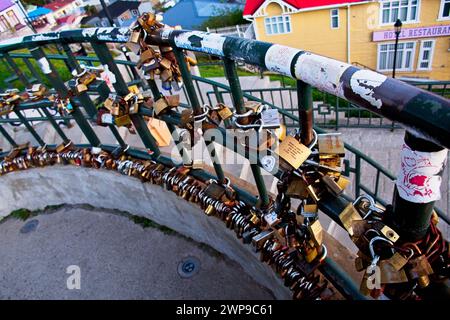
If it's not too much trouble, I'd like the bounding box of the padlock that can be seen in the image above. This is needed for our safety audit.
[217,103,233,121]
[114,114,132,127]
[260,108,280,129]
[76,83,88,93]
[180,109,194,130]
[321,174,343,196]
[306,184,320,203]
[307,219,323,248]
[160,68,173,82]
[286,176,309,199]
[204,203,216,216]
[319,154,342,170]
[264,211,281,227]
[56,141,73,153]
[406,255,434,287]
[339,203,363,236]
[137,48,155,68]
[317,133,345,156]
[379,260,409,284]
[129,30,141,44]
[165,94,180,107]
[277,136,311,170]
[304,242,318,263]
[159,58,172,70]
[371,221,400,243]
[153,97,170,115]
[336,175,350,190]
[203,181,226,200]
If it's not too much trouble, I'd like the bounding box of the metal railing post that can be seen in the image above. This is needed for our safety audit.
[0,124,18,148]
[3,52,29,87]
[61,44,126,147]
[40,107,70,143]
[90,42,160,157]
[223,57,269,207]
[391,132,448,241]
[28,46,101,147]
[174,48,226,183]
[297,80,313,145]
[13,109,45,146]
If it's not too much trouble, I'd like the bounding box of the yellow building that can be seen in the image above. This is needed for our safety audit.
[243,0,450,80]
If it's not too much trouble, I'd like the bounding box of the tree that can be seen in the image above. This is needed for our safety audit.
[197,8,247,31]
[22,0,51,6]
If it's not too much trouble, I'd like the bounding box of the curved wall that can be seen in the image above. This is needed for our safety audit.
[0,166,291,299]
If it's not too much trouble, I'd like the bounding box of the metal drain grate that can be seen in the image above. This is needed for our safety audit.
[177,257,200,278]
[20,219,39,234]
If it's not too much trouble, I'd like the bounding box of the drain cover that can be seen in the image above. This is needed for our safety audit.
[178,257,200,278]
[20,219,39,234]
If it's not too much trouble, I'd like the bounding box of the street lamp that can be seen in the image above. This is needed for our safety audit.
[392,19,402,79]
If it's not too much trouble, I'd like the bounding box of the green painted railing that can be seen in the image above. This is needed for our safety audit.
[0,28,449,299]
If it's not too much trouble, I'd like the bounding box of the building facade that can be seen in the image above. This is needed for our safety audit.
[0,0,27,33]
[243,0,450,80]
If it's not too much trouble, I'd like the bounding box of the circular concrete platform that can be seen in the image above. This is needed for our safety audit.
[0,206,275,300]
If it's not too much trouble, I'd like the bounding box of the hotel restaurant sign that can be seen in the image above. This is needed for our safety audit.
[373,25,450,42]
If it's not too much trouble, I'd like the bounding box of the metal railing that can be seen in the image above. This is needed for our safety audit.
[0,27,449,299]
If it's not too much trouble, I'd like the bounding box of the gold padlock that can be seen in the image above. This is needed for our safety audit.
[277,136,311,170]
[216,103,233,120]
[308,220,323,248]
[317,133,345,156]
[160,69,173,82]
[321,175,343,196]
[304,243,318,263]
[129,30,141,44]
[339,203,362,236]
[205,204,216,216]
[76,83,88,93]
[159,58,172,70]
[153,97,170,115]
[115,114,131,127]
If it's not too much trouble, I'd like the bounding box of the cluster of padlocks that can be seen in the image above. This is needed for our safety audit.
[0,11,448,300]
[0,143,340,300]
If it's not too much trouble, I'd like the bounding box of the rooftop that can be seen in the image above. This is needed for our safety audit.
[243,0,368,15]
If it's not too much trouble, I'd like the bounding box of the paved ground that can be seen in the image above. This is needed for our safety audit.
[0,206,275,300]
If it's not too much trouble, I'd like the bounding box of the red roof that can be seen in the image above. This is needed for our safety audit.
[44,0,75,11]
[243,0,367,15]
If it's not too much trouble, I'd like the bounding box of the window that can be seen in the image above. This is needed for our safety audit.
[264,15,291,35]
[378,41,416,71]
[6,10,19,26]
[131,9,139,17]
[417,40,435,70]
[331,9,339,28]
[380,0,419,24]
[439,0,450,19]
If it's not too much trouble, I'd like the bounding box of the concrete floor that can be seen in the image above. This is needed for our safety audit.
[0,206,275,300]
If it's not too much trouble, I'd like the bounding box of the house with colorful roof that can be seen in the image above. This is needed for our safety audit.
[163,0,244,29]
[44,0,79,19]
[243,0,450,80]
[0,0,27,33]
[80,0,142,27]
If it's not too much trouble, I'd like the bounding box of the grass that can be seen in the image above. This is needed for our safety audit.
[10,208,32,221]
[129,215,175,234]
[1,47,73,90]
[7,204,67,221]
[198,63,254,78]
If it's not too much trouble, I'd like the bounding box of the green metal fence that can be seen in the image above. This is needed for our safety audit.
[0,28,449,299]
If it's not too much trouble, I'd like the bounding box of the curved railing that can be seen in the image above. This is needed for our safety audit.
[0,27,449,300]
